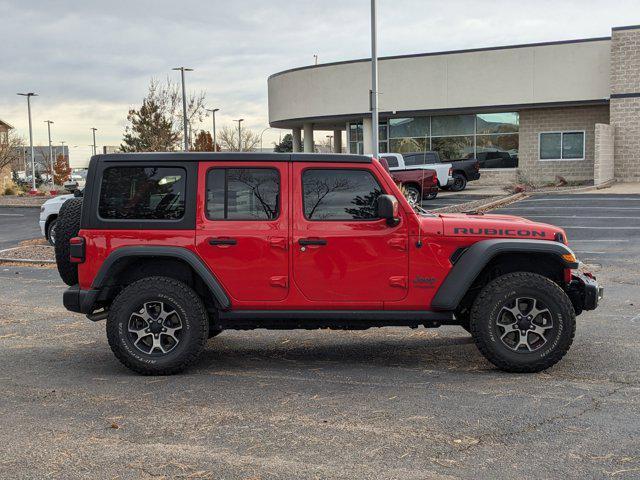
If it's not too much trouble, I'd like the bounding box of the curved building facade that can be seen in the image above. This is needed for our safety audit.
[268,25,640,185]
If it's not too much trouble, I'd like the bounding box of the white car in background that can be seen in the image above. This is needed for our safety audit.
[378,153,454,189]
[39,193,74,245]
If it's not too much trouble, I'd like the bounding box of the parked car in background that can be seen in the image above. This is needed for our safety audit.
[40,193,73,245]
[374,154,440,205]
[404,152,480,192]
[380,153,453,189]
[475,150,517,169]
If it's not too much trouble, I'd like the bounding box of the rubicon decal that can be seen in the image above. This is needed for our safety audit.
[453,227,547,238]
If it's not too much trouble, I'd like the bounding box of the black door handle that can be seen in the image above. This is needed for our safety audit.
[299,238,327,246]
[209,238,237,246]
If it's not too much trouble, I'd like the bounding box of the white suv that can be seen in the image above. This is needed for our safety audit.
[379,153,453,188]
[39,194,73,245]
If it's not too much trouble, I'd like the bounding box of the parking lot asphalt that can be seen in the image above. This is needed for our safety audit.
[495,193,640,274]
[0,207,42,249]
[1,193,639,480]
[422,192,490,210]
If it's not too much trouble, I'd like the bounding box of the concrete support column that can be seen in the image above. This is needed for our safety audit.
[303,123,314,153]
[333,129,342,153]
[362,117,373,154]
[292,128,302,152]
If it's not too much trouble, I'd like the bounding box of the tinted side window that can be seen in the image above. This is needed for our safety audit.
[382,155,399,168]
[206,168,279,220]
[99,167,185,220]
[303,169,383,221]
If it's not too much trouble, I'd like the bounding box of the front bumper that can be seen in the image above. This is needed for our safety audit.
[567,271,603,313]
[63,285,99,314]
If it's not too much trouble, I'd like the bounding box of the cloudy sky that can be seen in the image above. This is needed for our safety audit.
[1,0,639,164]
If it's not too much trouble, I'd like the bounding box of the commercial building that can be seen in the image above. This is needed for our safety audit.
[268,25,640,185]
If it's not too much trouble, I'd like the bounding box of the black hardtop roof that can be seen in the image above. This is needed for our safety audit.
[93,152,372,164]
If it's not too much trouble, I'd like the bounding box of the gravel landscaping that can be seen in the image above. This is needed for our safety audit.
[0,244,55,263]
[0,195,50,207]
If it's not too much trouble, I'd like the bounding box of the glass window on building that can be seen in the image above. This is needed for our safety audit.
[348,122,388,154]
[389,118,429,138]
[539,132,584,160]
[431,136,474,161]
[389,137,428,154]
[431,115,475,136]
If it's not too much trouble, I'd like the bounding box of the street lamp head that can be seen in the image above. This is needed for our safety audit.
[234,118,244,123]
[172,67,193,71]
[17,92,38,97]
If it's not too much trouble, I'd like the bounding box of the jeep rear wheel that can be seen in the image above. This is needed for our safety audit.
[106,277,209,375]
[54,198,82,286]
[470,272,576,373]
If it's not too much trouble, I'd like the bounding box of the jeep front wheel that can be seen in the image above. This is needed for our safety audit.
[106,277,209,375]
[470,272,576,373]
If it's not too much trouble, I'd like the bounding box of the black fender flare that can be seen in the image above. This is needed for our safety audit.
[91,246,231,310]
[431,239,578,311]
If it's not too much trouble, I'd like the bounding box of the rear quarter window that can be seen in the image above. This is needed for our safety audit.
[98,167,186,220]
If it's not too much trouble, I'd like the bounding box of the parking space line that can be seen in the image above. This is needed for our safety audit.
[0,213,24,217]
[562,226,640,229]
[519,197,640,202]
[501,207,640,210]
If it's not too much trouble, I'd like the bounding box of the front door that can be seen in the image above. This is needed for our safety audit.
[292,164,409,306]
[195,161,289,302]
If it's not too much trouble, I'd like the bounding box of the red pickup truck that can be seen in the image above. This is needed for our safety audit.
[378,157,439,205]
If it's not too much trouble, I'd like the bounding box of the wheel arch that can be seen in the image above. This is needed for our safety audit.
[432,239,578,312]
[91,246,231,311]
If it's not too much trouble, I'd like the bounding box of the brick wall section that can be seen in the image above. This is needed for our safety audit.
[594,123,615,185]
[518,105,610,185]
[610,26,640,181]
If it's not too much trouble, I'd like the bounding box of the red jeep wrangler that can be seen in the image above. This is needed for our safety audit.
[56,153,601,375]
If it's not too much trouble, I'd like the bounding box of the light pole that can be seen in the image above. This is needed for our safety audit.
[370,0,380,158]
[326,134,333,153]
[313,54,318,65]
[60,141,66,161]
[206,108,219,151]
[17,92,38,193]
[234,119,244,152]
[173,67,193,151]
[44,120,54,183]
[91,128,97,156]
[259,127,272,152]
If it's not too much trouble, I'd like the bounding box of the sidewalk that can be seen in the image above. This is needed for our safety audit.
[575,182,640,194]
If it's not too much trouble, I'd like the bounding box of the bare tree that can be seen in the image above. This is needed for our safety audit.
[121,78,206,152]
[0,130,25,172]
[218,125,260,152]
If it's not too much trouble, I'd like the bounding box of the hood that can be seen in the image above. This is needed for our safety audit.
[43,193,74,205]
[437,212,566,243]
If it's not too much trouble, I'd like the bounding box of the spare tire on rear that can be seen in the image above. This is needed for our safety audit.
[55,198,83,286]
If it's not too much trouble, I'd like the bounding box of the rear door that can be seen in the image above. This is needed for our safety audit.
[291,163,409,306]
[195,161,289,302]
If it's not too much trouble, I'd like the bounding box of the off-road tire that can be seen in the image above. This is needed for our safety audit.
[46,218,58,246]
[449,173,467,192]
[106,277,209,375]
[470,272,576,373]
[54,198,82,286]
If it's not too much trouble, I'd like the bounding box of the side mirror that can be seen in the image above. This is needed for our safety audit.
[377,194,400,227]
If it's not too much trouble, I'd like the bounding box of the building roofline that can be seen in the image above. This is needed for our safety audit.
[269,36,612,81]
[612,24,640,31]
[0,119,15,130]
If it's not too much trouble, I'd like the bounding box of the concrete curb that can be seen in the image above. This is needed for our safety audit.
[432,192,527,214]
[0,258,56,265]
[0,204,45,209]
[473,192,528,212]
